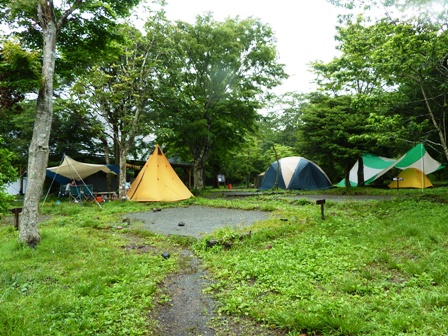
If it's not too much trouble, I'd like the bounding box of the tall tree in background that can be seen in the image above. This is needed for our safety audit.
[154,14,287,189]
[0,0,141,247]
[319,14,448,162]
[371,18,448,161]
[0,40,40,185]
[297,93,372,184]
[72,15,168,199]
[326,0,445,10]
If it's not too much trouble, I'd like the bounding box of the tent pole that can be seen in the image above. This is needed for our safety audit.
[421,143,424,191]
[42,154,66,205]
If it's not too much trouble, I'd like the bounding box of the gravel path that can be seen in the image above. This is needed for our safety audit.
[127,205,270,238]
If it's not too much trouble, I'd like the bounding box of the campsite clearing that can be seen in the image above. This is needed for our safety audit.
[2,189,448,335]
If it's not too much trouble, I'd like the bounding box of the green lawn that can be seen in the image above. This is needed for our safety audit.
[1,188,447,335]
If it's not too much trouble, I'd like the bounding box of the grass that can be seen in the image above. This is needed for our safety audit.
[0,200,182,335]
[1,187,448,335]
[195,191,448,335]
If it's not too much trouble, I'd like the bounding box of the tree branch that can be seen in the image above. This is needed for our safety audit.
[56,0,84,31]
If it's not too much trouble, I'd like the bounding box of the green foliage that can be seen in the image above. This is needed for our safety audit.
[315,14,448,163]
[69,16,168,165]
[0,40,40,93]
[0,139,17,214]
[297,93,371,182]
[0,41,40,165]
[153,14,287,188]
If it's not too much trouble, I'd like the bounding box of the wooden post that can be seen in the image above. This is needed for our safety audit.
[316,199,326,220]
[10,208,23,230]
[393,177,403,190]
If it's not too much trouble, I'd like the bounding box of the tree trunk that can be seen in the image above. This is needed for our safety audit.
[100,136,114,192]
[420,85,448,162]
[19,19,57,247]
[344,160,352,188]
[118,148,128,200]
[357,157,365,187]
[193,161,205,190]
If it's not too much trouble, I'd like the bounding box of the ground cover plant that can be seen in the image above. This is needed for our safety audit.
[195,191,448,335]
[0,187,447,335]
[0,200,181,336]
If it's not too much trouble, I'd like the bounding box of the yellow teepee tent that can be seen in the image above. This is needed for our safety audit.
[127,145,194,202]
[388,168,433,189]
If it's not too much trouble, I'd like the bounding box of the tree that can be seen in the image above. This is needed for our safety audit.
[72,16,169,199]
[325,16,448,161]
[326,0,445,10]
[0,40,40,184]
[153,14,287,189]
[0,0,141,247]
[297,93,372,184]
[373,18,448,161]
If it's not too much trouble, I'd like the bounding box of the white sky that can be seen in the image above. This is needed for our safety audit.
[162,0,345,94]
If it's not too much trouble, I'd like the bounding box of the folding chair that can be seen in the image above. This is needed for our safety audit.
[82,185,94,201]
[69,185,82,203]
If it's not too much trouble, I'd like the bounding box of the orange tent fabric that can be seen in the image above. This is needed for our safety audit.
[127,145,193,202]
[388,168,433,189]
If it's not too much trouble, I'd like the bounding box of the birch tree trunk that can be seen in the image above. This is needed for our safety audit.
[19,9,57,247]
[119,148,129,200]
[420,85,448,162]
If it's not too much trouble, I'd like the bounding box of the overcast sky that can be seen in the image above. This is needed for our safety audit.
[161,0,345,94]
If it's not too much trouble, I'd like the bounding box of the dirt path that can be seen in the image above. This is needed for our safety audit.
[152,250,216,335]
[150,249,282,336]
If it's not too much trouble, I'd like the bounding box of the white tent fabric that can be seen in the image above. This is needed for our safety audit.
[47,155,116,180]
[281,157,301,187]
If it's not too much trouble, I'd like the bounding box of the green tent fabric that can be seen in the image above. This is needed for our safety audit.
[338,143,444,187]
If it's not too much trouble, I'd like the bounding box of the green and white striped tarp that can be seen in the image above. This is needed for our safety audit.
[338,143,444,187]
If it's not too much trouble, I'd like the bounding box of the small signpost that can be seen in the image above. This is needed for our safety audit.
[393,177,404,190]
[316,199,326,220]
[9,207,22,230]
